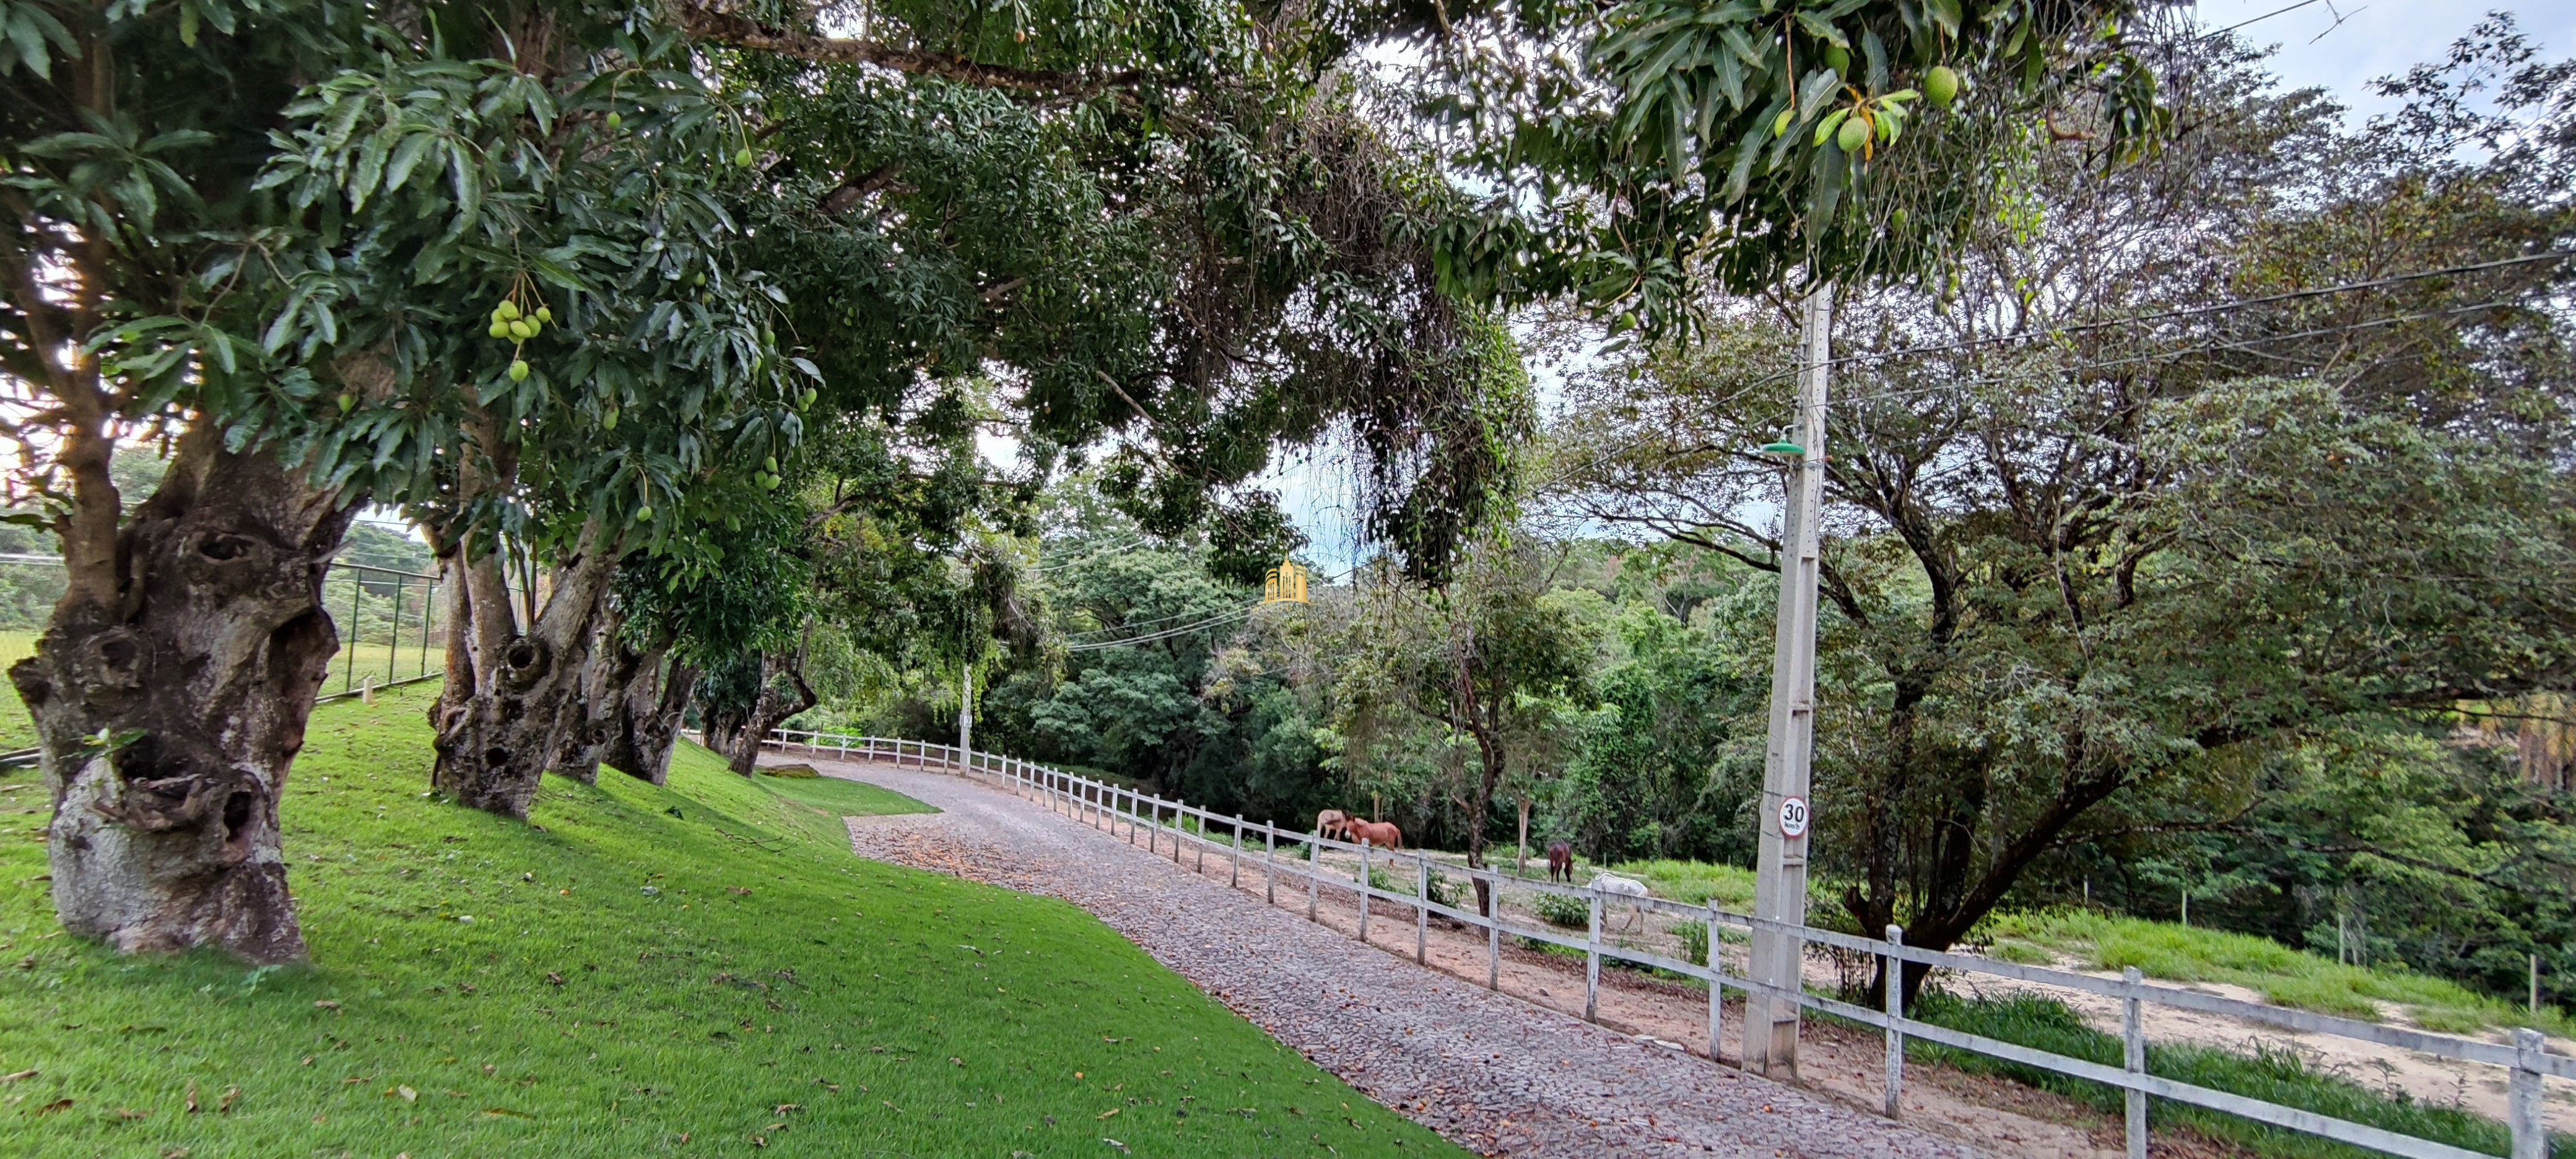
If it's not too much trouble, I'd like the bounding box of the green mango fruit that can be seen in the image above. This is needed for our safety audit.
[1836,116,1870,154]
[636,506,653,522]
[1925,66,1960,108]
[535,306,554,323]
[488,321,511,339]
[603,409,619,431]
[734,147,754,168]
[496,300,521,321]
[764,456,778,472]
[508,358,531,382]
[1824,45,1850,76]
[606,111,623,130]
[508,319,535,341]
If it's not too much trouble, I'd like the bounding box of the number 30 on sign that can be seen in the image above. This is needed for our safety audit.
[1778,796,1811,838]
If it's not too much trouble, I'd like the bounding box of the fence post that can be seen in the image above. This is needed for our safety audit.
[1416,854,1429,966]
[1265,825,1277,905]
[1883,924,1904,1119]
[1487,877,1501,990]
[1175,799,1187,865]
[1308,831,1321,922]
[2510,1027,2545,1159]
[1586,888,1602,1023]
[1708,901,1724,1063]
[1359,840,1372,945]
[2124,966,2147,1159]
[1231,815,1244,888]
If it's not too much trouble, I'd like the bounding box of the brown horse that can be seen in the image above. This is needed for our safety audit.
[1315,809,1353,841]
[1546,841,1573,883]
[1346,819,1402,849]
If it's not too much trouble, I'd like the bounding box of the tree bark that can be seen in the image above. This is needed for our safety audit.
[723,648,816,776]
[428,523,621,817]
[9,430,355,964]
[601,658,694,786]
[550,606,640,785]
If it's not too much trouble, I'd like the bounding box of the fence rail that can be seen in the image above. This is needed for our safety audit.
[761,727,2571,1159]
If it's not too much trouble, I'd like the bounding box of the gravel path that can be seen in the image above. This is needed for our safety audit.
[811,755,1984,1159]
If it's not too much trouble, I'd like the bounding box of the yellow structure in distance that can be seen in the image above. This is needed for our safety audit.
[1262,560,1309,605]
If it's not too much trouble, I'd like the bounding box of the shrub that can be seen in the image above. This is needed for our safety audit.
[759,763,822,779]
[1674,919,1709,967]
[1535,890,1590,929]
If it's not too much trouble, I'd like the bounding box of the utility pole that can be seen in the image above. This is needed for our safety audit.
[957,662,973,755]
[1746,283,1832,1079]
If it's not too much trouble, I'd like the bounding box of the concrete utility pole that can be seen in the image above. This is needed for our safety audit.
[1746,283,1833,1079]
[957,662,974,755]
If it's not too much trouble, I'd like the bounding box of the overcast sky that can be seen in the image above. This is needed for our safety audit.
[2200,0,2576,119]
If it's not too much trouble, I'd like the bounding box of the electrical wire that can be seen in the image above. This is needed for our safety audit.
[1064,600,1248,638]
[1549,293,2543,486]
[1061,604,1261,651]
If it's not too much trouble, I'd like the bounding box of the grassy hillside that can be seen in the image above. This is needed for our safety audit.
[1986,909,2576,1039]
[0,685,1458,1157]
[1598,854,2568,1040]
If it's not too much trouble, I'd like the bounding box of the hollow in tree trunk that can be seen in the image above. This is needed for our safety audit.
[427,523,622,817]
[9,430,356,964]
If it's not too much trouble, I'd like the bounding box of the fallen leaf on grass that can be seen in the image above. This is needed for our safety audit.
[161,1148,189,1158]
[185,1082,196,1113]
[772,1103,802,1114]
[313,1000,341,1012]
[396,1085,418,1103]
[0,1069,34,1082]
[1096,1108,1120,1120]
[481,1107,533,1118]
[1103,1139,1130,1154]
[33,1098,70,1114]
[218,1086,238,1114]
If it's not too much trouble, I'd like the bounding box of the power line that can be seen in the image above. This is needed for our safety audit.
[1711,250,2575,402]
[1061,604,1261,651]
[1551,293,2541,484]
[1065,600,1250,638]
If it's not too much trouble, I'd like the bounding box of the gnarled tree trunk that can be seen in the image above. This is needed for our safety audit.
[724,648,815,776]
[550,610,629,786]
[600,655,693,786]
[9,431,355,964]
[427,523,621,817]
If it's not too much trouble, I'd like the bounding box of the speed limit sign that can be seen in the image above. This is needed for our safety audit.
[1778,796,1811,838]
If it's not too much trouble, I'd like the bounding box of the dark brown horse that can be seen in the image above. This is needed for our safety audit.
[1546,841,1573,883]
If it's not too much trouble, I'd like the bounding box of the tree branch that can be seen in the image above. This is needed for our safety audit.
[674,4,1146,95]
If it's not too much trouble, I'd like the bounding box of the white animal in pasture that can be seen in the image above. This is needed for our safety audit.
[1587,872,1652,931]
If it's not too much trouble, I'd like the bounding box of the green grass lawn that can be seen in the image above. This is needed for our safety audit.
[1985,908,2576,1038]
[0,685,1460,1157]
[0,630,33,750]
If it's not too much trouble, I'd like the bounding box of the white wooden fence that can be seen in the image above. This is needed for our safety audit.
[762,727,2573,1159]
